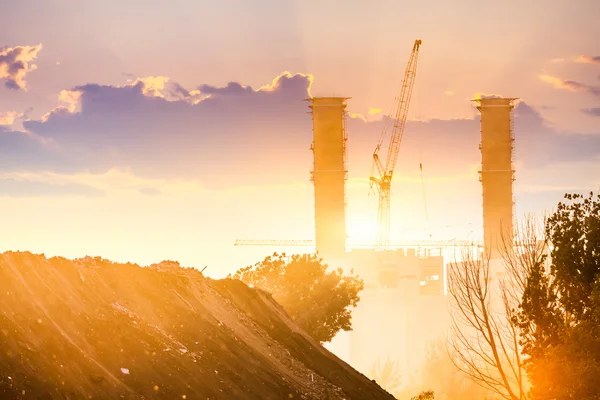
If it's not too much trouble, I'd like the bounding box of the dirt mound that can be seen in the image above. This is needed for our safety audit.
[0,252,395,400]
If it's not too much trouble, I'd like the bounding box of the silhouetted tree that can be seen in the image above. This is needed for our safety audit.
[411,390,435,400]
[230,253,364,343]
[447,216,546,400]
[515,192,600,399]
[368,357,402,394]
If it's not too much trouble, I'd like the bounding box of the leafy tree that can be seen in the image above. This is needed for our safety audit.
[230,252,364,343]
[516,192,600,399]
[411,390,435,400]
[545,192,600,321]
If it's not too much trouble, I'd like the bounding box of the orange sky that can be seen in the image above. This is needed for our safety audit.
[1,1,599,277]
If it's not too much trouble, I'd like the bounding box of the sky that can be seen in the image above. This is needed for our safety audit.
[1,0,599,277]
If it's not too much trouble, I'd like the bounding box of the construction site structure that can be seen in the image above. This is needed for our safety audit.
[234,239,482,249]
[335,246,448,378]
[307,97,350,261]
[475,97,517,259]
[370,39,422,250]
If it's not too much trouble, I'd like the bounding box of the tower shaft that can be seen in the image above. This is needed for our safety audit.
[308,97,349,260]
[476,97,516,259]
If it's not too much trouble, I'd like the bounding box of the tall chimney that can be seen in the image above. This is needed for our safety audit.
[475,97,516,259]
[307,97,349,260]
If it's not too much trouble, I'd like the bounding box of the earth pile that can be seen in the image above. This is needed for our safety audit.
[0,252,394,400]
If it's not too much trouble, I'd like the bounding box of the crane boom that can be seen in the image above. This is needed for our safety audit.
[370,39,422,250]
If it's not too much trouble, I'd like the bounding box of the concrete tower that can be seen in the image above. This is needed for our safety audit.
[308,97,349,260]
[476,97,516,259]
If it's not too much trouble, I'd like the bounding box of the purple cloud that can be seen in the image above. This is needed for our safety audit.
[344,100,600,179]
[0,72,596,195]
[20,72,315,187]
[539,74,600,97]
[582,108,600,117]
[199,82,253,96]
[0,44,42,90]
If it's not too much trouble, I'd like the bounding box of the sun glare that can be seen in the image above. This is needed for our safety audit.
[346,215,378,246]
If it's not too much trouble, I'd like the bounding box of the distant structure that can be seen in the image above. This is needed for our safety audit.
[344,248,447,379]
[475,97,517,258]
[307,97,350,260]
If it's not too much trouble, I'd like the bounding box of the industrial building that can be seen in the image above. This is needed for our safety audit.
[304,86,448,376]
[342,248,447,376]
[234,93,518,381]
[234,66,518,382]
[307,95,517,379]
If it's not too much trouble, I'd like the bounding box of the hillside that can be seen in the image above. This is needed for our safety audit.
[0,251,395,400]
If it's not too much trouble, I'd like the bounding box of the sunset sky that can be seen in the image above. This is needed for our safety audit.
[1,0,599,277]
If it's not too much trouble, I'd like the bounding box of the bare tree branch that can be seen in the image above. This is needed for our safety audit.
[447,215,546,400]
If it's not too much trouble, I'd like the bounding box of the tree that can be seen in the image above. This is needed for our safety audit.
[368,357,402,394]
[515,192,600,399]
[230,252,364,343]
[545,192,600,321]
[411,390,435,400]
[447,216,546,400]
[448,250,527,400]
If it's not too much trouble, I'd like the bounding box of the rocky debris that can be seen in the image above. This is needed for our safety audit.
[0,251,395,400]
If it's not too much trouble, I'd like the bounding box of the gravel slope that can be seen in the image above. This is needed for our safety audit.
[0,252,395,400]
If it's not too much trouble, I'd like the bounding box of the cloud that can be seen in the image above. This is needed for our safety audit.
[58,89,83,108]
[472,92,503,100]
[368,108,382,115]
[348,112,366,122]
[258,71,314,97]
[17,72,315,188]
[582,108,600,117]
[0,44,42,90]
[444,90,454,96]
[0,129,63,171]
[539,74,600,96]
[0,111,21,126]
[1,168,206,195]
[1,72,598,196]
[0,178,104,198]
[552,58,565,63]
[344,100,600,182]
[199,81,252,96]
[575,55,600,65]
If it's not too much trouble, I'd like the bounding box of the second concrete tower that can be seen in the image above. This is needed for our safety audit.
[475,97,516,258]
[308,97,349,260]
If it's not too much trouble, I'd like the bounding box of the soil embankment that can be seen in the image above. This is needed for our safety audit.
[0,252,394,400]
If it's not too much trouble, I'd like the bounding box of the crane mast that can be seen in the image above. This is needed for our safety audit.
[370,39,422,250]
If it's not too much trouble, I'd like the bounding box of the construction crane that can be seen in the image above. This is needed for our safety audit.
[370,39,422,250]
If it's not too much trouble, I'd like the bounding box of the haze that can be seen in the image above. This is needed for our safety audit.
[1,1,600,398]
